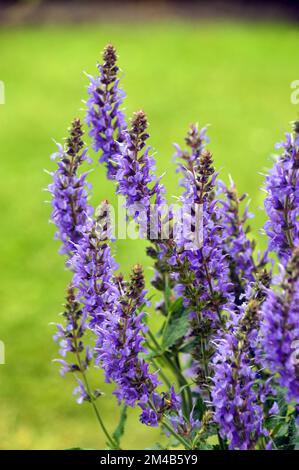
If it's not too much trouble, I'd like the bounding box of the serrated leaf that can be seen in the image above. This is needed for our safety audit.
[162,298,190,350]
[112,405,127,446]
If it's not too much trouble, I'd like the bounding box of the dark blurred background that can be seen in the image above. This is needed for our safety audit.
[1,0,299,25]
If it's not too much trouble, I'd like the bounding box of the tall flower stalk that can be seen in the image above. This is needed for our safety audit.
[217,179,258,305]
[115,110,166,238]
[54,284,91,398]
[174,125,232,328]
[70,200,120,331]
[264,121,299,264]
[212,270,273,450]
[86,43,126,179]
[212,302,269,449]
[54,285,118,449]
[261,246,299,404]
[48,118,92,256]
[96,265,159,411]
[172,126,233,403]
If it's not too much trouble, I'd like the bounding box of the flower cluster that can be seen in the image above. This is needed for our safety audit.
[48,44,299,451]
[95,263,178,428]
[217,179,256,305]
[70,200,119,331]
[86,43,126,179]
[264,122,299,264]
[174,125,232,327]
[53,284,93,403]
[115,110,166,238]
[261,246,299,403]
[140,386,181,428]
[48,118,92,256]
[212,299,272,449]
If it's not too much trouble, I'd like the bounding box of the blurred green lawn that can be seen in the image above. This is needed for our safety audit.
[0,20,298,449]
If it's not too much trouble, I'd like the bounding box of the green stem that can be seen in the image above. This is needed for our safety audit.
[199,336,225,450]
[147,329,161,351]
[73,337,118,450]
[162,273,171,336]
[147,331,193,416]
[148,399,191,449]
[80,370,118,450]
[151,358,172,388]
[162,419,192,450]
[173,353,193,416]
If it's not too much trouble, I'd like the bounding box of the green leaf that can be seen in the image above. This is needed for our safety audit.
[288,415,299,449]
[112,405,128,446]
[192,395,205,422]
[197,442,214,450]
[178,338,197,354]
[162,298,190,351]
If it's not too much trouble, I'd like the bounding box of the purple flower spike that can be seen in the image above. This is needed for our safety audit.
[212,300,271,449]
[174,125,232,327]
[48,118,92,256]
[54,285,92,402]
[94,263,182,428]
[86,44,126,179]
[115,110,166,239]
[70,200,120,332]
[217,178,256,305]
[261,246,299,404]
[95,264,159,410]
[264,122,299,264]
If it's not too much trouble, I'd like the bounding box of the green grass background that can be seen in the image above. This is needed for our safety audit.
[0,20,298,449]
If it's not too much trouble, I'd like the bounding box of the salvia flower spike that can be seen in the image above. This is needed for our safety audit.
[212,299,273,450]
[115,110,166,238]
[86,43,126,179]
[264,122,299,264]
[53,284,92,403]
[217,178,256,305]
[48,118,92,256]
[70,200,120,331]
[261,246,299,404]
